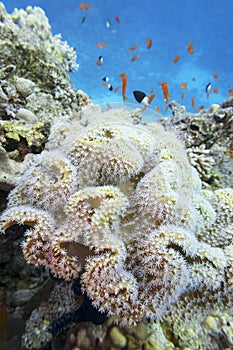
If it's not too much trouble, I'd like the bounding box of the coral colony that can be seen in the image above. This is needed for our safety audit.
[1,103,233,329]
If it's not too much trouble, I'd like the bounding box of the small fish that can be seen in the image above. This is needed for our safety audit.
[81,15,86,23]
[213,87,218,93]
[96,55,103,66]
[187,40,194,54]
[102,76,110,82]
[133,91,149,106]
[181,92,185,100]
[148,93,155,104]
[192,77,196,81]
[131,54,140,62]
[101,82,108,86]
[191,96,195,107]
[155,106,161,114]
[229,88,233,96]
[79,3,91,10]
[213,73,218,79]
[146,38,152,49]
[206,82,211,98]
[118,72,128,101]
[196,105,204,111]
[113,85,120,92]
[105,19,111,29]
[115,15,121,24]
[108,84,113,91]
[128,45,138,51]
[97,42,108,48]
[159,82,170,102]
[173,55,180,64]
[180,82,187,89]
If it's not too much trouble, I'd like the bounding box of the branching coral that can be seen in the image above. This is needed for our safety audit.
[1,104,233,338]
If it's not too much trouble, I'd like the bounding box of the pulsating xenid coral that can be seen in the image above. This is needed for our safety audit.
[1,103,233,344]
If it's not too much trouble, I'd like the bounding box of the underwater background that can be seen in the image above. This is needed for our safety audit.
[1,1,233,349]
[4,0,233,114]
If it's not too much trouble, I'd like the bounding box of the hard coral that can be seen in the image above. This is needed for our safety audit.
[1,104,233,331]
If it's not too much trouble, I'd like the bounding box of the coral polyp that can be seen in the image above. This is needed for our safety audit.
[1,104,233,329]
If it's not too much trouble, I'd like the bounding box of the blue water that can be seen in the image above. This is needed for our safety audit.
[3,0,233,114]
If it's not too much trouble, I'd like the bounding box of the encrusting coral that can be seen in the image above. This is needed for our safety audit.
[1,103,233,338]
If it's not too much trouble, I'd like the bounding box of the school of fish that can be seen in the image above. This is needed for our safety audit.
[78,2,231,113]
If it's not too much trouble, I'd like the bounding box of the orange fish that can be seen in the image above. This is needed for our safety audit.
[101,82,108,86]
[180,82,187,89]
[191,96,195,107]
[79,3,91,10]
[159,82,170,102]
[131,54,139,62]
[148,93,155,104]
[115,15,121,24]
[196,105,204,111]
[173,55,180,64]
[213,73,218,79]
[181,92,185,100]
[96,60,102,66]
[96,42,108,48]
[146,38,152,49]
[118,73,128,101]
[155,106,161,114]
[229,88,233,96]
[213,87,218,93]
[113,85,120,92]
[128,45,138,51]
[187,40,194,54]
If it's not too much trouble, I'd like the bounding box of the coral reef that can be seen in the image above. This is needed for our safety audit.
[0,3,91,123]
[0,3,91,192]
[1,103,233,350]
[21,282,83,350]
[159,99,233,189]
